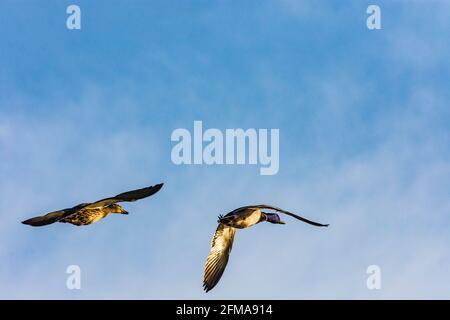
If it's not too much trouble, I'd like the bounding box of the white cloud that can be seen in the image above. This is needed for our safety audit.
[1,0,449,299]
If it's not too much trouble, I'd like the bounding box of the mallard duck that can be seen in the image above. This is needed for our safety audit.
[21,183,164,227]
[203,204,328,292]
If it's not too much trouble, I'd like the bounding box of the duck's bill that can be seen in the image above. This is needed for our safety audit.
[278,220,286,224]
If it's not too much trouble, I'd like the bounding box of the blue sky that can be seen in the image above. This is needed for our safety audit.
[0,0,449,299]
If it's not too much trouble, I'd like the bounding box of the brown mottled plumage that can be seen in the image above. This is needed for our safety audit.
[59,205,122,226]
[21,184,163,227]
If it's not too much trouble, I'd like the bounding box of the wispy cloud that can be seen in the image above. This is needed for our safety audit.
[0,0,449,299]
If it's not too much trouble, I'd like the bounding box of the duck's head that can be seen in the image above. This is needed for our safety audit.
[108,204,129,215]
[265,213,285,224]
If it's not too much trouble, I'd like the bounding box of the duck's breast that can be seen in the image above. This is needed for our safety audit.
[60,208,108,226]
[233,208,262,229]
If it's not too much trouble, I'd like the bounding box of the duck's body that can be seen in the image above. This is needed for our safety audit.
[59,206,118,226]
[203,205,328,292]
[218,207,265,229]
[22,184,163,227]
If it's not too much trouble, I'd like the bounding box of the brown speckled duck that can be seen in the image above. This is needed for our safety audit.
[22,183,163,227]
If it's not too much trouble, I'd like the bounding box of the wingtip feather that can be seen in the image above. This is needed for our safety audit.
[154,183,164,190]
[21,217,43,227]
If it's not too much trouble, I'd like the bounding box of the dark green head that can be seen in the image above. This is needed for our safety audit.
[265,213,285,224]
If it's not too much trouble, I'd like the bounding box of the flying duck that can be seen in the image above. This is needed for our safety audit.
[21,183,164,227]
[203,204,328,292]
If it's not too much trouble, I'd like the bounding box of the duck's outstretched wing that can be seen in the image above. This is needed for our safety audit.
[21,184,164,227]
[84,183,164,209]
[203,223,236,292]
[21,203,89,227]
[239,204,329,227]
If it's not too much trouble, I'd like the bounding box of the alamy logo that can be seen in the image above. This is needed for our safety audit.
[366,265,381,290]
[366,5,381,30]
[171,121,279,175]
[66,5,81,30]
[66,265,81,290]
